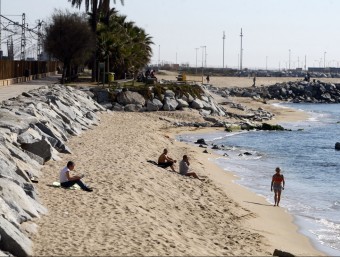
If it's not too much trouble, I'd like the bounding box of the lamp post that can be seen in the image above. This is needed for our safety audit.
[289,49,291,70]
[201,46,206,82]
[195,48,199,74]
[324,51,327,69]
[266,56,268,70]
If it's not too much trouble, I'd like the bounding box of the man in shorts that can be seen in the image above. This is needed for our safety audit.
[158,149,177,172]
[271,167,285,206]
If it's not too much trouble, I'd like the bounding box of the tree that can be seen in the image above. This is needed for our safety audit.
[68,0,125,81]
[44,10,95,83]
[96,10,153,79]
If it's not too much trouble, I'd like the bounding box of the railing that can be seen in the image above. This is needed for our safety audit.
[0,60,59,80]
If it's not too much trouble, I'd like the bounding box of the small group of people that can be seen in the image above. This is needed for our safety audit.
[158,149,204,181]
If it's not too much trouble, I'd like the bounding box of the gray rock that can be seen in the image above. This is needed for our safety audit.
[163,97,178,111]
[117,91,146,106]
[191,99,204,109]
[124,104,144,112]
[146,99,162,112]
[0,109,38,134]
[0,216,32,257]
[176,99,189,109]
[112,103,124,112]
[17,128,42,145]
[20,138,53,163]
[164,90,175,98]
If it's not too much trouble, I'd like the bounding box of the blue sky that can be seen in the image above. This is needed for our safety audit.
[1,0,340,69]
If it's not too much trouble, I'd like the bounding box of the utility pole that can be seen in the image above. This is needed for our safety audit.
[158,45,160,68]
[289,49,291,70]
[204,46,207,68]
[37,20,43,60]
[201,46,206,82]
[266,56,268,70]
[20,13,26,60]
[324,51,327,69]
[305,55,307,71]
[240,28,243,70]
[195,47,199,74]
[222,31,225,69]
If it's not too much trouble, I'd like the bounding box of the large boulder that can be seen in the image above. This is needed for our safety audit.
[117,91,146,106]
[176,99,189,109]
[163,97,178,111]
[146,99,163,112]
[0,109,38,134]
[17,128,42,145]
[191,99,204,109]
[124,104,144,112]
[0,216,32,257]
[20,138,53,163]
[164,90,175,98]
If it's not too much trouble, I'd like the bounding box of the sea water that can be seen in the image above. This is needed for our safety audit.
[177,103,340,256]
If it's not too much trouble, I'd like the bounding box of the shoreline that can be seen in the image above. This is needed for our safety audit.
[172,128,325,256]
[170,125,324,256]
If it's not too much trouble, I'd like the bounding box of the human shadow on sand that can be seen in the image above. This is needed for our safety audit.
[244,201,273,207]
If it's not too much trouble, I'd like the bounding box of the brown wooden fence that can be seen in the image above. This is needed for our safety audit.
[0,60,59,80]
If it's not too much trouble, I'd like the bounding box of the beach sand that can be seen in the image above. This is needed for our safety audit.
[32,105,323,255]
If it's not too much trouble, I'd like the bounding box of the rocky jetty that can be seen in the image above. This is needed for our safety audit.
[207,81,340,103]
[0,85,104,256]
[89,84,227,116]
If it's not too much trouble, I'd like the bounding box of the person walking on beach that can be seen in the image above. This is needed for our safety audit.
[179,155,205,181]
[206,75,210,84]
[60,161,93,192]
[158,149,177,172]
[252,75,256,87]
[271,167,285,206]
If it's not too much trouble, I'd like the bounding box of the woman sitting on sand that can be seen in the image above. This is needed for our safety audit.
[271,167,285,206]
[179,155,205,181]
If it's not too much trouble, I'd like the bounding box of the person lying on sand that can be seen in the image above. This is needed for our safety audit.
[271,167,285,206]
[179,155,205,181]
[158,149,177,172]
[60,161,93,192]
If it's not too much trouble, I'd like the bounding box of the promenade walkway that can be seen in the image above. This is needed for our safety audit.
[0,74,61,102]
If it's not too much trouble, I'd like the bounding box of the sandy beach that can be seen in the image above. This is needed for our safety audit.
[32,98,324,256]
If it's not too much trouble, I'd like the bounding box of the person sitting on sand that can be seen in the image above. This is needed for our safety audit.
[158,149,177,172]
[271,167,285,206]
[179,155,205,181]
[60,161,93,192]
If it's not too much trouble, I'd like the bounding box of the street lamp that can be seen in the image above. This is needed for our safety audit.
[289,49,291,70]
[195,48,199,74]
[324,51,327,69]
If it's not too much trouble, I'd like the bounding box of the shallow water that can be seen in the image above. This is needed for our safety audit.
[178,103,340,256]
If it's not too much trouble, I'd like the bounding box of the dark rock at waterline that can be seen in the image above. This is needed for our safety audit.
[212,145,220,150]
[335,142,340,150]
[243,152,252,155]
[203,149,209,153]
[195,138,207,145]
[273,249,295,257]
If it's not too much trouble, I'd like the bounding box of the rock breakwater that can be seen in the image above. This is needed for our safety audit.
[0,85,104,256]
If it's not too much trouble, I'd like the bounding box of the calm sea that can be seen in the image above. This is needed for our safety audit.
[178,103,340,256]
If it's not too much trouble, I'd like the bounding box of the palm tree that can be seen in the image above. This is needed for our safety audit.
[68,0,125,81]
[96,10,153,79]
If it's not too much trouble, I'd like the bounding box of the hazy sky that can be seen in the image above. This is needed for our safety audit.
[1,0,340,69]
